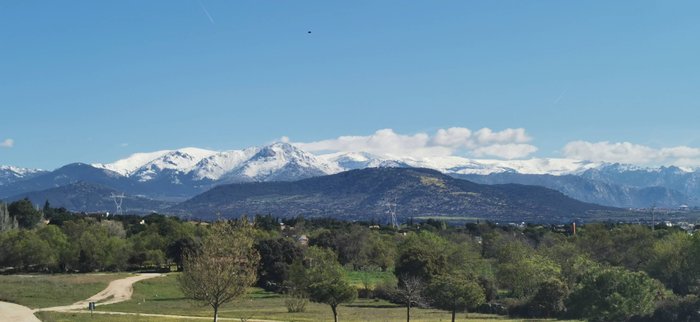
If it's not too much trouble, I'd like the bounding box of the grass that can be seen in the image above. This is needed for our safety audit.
[0,273,129,308]
[35,311,196,322]
[102,274,569,321]
[345,269,396,289]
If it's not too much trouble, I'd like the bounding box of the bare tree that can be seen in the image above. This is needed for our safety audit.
[178,220,259,322]
[395,274,426,322]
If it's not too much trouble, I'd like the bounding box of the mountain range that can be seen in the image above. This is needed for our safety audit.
[172,167,613,222]
[1,142,698,215]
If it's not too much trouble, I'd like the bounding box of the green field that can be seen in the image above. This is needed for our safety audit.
[102,274,532,321]
[345,269,396,289]
[0,273,129,308]
[35,312,195,322]
[4,273,580,321]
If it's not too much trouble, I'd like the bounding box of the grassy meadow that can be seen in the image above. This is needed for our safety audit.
[0,273,129,308]
[102,274,564,322]
[1,272,581,321]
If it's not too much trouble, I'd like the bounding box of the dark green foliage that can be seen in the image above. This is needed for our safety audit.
[8,198,42,228]
[256,237,303,291]
[288,247,356,322]
[254,214,280,231]
[630,295,700,322]
[395,231,449,282]
[566,267,665,322]
[166,237,197,271]
[511,279,568,318]
[311,226,396,270]
[427,273,485,322]
[644,231,694,294]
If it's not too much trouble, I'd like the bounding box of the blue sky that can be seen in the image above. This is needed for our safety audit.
[2,1,700,169]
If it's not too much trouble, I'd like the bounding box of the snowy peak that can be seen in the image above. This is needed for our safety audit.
[130,148,217,182]
[0,166,46,186]
[225,142,340,182]
[318,151,409,170]
[93,148,217,179]
[190,148,260,180]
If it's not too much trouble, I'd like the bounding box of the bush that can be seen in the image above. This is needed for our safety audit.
[373,279,398,302]
[630,295,700,322]
[285,295,308,313]
[510,279,568,318]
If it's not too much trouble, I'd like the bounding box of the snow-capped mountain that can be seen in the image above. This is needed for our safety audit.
[3,142,700,211]
[317,152,411,170]
[220,143,341,182]
[190,148,260,180]
[93,143,338,184]
[0,166,47,186]
[93,148,217,178]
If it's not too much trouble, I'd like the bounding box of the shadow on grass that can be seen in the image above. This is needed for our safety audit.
[147,297,189,301]
[345,304,402,309]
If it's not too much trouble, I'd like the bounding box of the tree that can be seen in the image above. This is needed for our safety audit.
[166,237,197,271]
[289,246,356,322]
[494,238,561,298]
[8,198,42,229]
[256,237,303,291]
[644,231,693,294]
[524,278,569,318]
[0,202,18,232]
[178,221,259,322]
[567,267,665,322]
[395,274,426,322]
[427,273,485,322]
[395,231,449,282]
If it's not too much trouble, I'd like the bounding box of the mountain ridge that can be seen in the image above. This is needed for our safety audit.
[2,143,699,210]
[172,167,614,222]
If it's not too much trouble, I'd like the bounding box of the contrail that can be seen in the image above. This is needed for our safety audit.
[198,1,215,25]
[553,88,568,105]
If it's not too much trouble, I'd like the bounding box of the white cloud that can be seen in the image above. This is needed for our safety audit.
[293,128,538,159]
[472,144,539,159]
[0,138,14,148]
[563,140,700,166]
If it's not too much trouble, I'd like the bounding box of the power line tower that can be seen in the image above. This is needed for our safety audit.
[650,203,656,231]
[387,198,398,229]
[111,193,125,216]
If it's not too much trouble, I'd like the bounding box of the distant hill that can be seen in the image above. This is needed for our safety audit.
[8,181,173,214]
[2,143,699,210]
[172,167,614,222]
[455,172,695,209]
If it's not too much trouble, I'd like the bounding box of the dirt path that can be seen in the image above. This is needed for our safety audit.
[0,301,41,322]
[27,273,280,322]
[47,310,283,321]
[36,273,162,313]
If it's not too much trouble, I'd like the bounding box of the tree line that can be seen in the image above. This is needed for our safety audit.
[2,199,700,321]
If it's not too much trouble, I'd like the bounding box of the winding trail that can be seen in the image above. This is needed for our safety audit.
[0,301,41,322]
[35,273,162,312]
[2,273,281,321]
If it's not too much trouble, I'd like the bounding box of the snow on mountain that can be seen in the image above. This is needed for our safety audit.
[0,166,46,186]
[93,143,340,183]
[190,147,260,180]
[91,143,696,186]
[223,143,341,182]
[437,158,601,176]
[129,148,218,182]
[93,148,216,178]
[317,153,601,176]
[317,152,409,170]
